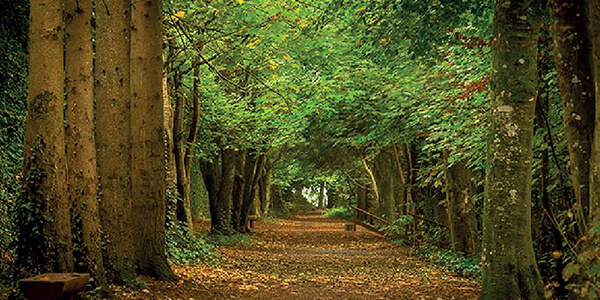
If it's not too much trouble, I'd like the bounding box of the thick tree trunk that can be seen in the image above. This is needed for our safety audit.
[444,157,477,255]
[480,0,545,298]
[549,0,595,231]
[95,0,135,283]
[65,0,107,287]
[22,0,73,273]
[130,0,174,279]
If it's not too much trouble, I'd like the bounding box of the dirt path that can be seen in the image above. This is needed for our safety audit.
[105,211,481,299]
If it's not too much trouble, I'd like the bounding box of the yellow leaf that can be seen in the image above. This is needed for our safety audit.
[284,54,292,60]
[237,0,245,4]
[271,74,278,79]
[299,22,308,29]
[551,251,563,259]
[567,211,574,219]
[171,11,185,21]
[247,39,260,49]
[269,65,277,70]
[355,40,363,46]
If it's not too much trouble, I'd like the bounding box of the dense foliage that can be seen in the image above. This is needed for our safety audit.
[2,0,600,298]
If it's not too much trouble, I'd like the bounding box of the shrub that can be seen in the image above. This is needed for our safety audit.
[323,206,354,220]
[416,244,481,279]
[165,224,216,265]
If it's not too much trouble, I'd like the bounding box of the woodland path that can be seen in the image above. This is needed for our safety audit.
[104,211,481,299]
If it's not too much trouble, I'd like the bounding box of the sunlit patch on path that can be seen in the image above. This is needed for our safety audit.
[104,211,481,299]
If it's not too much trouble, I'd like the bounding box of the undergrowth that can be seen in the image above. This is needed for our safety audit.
[322,206,353,220]
[415,244,481,279]
[165,224,216,265]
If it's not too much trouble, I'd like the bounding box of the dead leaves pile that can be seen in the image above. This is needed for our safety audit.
[88,212,480,299]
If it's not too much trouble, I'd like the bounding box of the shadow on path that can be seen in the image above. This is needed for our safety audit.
[103,211,481,299]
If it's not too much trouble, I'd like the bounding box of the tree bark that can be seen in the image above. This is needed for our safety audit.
[65,0,107,287]
[549,0,595,231]
[214,149,236,234]
[130,0,174,279]
[232,150,247,230]
[444,156,477,255]
[173,69,193,230]
[201,157,220,230]
[588,0,600,224]
[238,153,265,232]
[480,0,545,298]
[95,0,135,283]
[22,0,73,272]
[374,149,396,221]
[357,184,367,221]
[317,182,325,209]
[260,165,273,216]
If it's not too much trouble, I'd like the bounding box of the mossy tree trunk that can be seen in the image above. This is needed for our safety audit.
[588,0,600,223]
[65,0,107,287]
[549,0,595,231]
[130,0,174,279]
[22,0,73,273]
[480,0,545,298]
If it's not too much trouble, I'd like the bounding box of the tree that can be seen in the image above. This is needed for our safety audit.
[130,0,174,278]
[21,0,73,272]
[65,0,107,287]
[549,0,595,231]
[444,157,477,255]
[480,0,545,298]
[95,0,136,283]
[589,0,600,223]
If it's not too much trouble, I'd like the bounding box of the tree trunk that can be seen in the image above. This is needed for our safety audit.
[317,182,325,209]
[95,0,135,283]
[374,149,396,221]
[238,153,265,232]
[480,0,545,298]
[201,158,219,230]
[173,69,193,230]
[260,165,273,216]
[65,0,107,287]
[443,156,477,255]
[21,0,73,273]
[232,150,247,230]
[588,0,600,224]
[214,149,236,234]
[357,184,367,221]
[130,0,174,279]
[549,0,595,231]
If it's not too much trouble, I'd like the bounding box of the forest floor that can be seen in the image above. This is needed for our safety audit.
[92,211,481,299]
